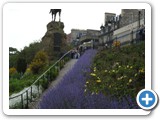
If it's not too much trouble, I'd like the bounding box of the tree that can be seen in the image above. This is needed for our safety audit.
[19,41,42,65]
[16,57,27,74]
[9,47,19,55]
[30,51,48,74]
[9,47,19,68]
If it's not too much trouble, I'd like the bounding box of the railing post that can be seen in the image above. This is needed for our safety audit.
[59,60,61,69]
[26,91,28,108]
[48,69,50,82]
[30,86,32,102]
[57,64,60,72]
[38,79,40,97]
[49,69,51,82]
[61,58,64,67]
[21,94,23,109]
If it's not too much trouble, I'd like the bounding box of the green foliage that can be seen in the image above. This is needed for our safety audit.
[9,67,21,79]
[16,57,27,74]
[51,66,59,78]
[19,41,42,65]
[85,42,145,99]
[9,75,38,95]
[9,47,19,68]
[39,77,49,91]
[9,67,17,75]
[9,41,42,69]
[30,51,48,74]
[9,47,19,55]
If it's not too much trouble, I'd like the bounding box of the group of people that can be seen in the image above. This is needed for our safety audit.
[70,48,80,59]
[70,45,85,59]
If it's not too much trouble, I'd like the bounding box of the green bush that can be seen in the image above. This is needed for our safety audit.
[85,42,145,99]
[39,78,49,90]
[9,67,20,79]
[9,75,36,95]
[30,51,48,74]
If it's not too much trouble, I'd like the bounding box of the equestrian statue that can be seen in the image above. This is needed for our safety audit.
[49,9,61,21]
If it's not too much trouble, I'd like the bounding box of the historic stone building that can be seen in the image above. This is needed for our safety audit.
[70,29,100,48]
[99,9,145,47]
[119,9,145,28]
[70,29,87,42]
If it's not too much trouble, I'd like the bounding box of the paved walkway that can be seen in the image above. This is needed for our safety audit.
[29,59,78,109]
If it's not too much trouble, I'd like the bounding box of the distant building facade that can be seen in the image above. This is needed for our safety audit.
[69,29,100,48]
[99,9,145,47]
[70,29,87,41]
[120,9,145,28]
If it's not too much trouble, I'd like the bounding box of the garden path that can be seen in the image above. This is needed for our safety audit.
[29,59,78,108]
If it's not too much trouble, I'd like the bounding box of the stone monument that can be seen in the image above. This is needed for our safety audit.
[41,9,66,60]
[41,21,66,60]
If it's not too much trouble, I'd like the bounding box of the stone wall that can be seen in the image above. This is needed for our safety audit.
[71,29,87,41]
[113,18,144,44]
[120,9,145,28]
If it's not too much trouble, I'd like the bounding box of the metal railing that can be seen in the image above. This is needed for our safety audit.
[9,50,72,109]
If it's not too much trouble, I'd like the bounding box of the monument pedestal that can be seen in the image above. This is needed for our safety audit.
[41,21,66,60]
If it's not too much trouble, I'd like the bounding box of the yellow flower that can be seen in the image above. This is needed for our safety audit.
[139,68,145,73]
[130,66,133,69]
[104,70,108,72]
[116,62,119,65]
[134,73,137,77]
[96,80,101,83]
[86,81,89,84]
[84,89,87,92]
[90,73,96,76]
[129,79,132,83]
[124,75,127,78]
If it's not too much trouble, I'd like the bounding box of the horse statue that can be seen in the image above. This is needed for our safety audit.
[49,9,61,21]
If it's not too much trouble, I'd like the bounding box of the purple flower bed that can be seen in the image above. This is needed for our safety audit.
[38,49,139,109]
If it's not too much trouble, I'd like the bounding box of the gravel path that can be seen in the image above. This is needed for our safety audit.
[29,59,78,109]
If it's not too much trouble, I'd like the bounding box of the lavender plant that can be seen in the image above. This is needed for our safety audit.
[38,49,139,109]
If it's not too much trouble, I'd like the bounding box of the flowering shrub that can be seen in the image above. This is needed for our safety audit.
[38,49,139,109]
[9,67,20,79]
[113,41,121,47]
[9,67,17,76]
[86,42,145,100]
[30,51,48,74]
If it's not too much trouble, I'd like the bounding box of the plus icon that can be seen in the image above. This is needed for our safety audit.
[137,89,158,110]
[142,93,153,105]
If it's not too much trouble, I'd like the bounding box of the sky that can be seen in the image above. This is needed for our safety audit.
[3,3,121,51]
